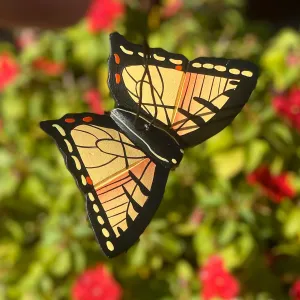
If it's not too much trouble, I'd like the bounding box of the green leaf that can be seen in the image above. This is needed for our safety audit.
[0,149,13,169]
[2,91,26,121]
[205,127,234,154]
[268,123,293,144]
[212,147,245,179]
[235,121,260,143]
[261,29,300,90]
[150,255,163,271]
[129,241,147,268]
[218,220,238,245]
[0,242,20,268]
[221,229,255,269]
[176,260,194,281]
[245,139,270,171]
[71,243,86,273]
[0,171,19,199]
[160,233,183,259]
[283,208,300,239]
[193,225,215,262]
[20,176,51,208]
[5,220,24,242]
[40,276,53,294]
[50,249,72,277]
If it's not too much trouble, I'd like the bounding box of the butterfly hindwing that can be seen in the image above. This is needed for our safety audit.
[40,113,170,257]
[108,32,259,148]
[88,157,169,257]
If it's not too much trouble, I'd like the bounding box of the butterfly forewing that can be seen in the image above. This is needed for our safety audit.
[122,65,186,126]
[108,32,188,127]
[70,123,146,186]
[40,113,169,257]
[108,32,258,148]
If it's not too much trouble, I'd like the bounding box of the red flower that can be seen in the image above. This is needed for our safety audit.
[247,166,295,203]
[17,29,37,49]
[0,53,19,91]
[287,53,300,66]
[199,256,240,300]
[189,207,203,226]
[272,88,300,131]
[291,280,300,300]
[87,0,125,33]
[84,89,105,114]
[72,264,122,300]
[33,58,65,76]
[162,0,183,18]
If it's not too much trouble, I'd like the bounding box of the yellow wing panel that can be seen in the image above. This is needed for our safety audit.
[71,124,146,188]
[122,65,185,125]
[95,158,155,237]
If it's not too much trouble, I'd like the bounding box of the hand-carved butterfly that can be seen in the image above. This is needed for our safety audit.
[40,32,259,258]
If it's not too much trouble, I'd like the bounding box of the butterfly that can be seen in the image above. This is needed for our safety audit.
[40,32,259,258]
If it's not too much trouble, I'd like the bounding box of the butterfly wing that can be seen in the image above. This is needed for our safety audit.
[40,113,169,257]
[108,32,188,127]
[171,57,259,147]
[108,32,259,148]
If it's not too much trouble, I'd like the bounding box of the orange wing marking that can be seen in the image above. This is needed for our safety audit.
[172,72,240,135]
[96,159,155,237]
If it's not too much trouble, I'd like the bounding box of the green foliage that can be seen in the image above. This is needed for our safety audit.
[0,1,300,299]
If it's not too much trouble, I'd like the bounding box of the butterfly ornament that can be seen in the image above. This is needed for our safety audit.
[40,33,259,258]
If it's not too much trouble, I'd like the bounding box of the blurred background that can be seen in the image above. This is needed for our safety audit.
[0,0,300,299]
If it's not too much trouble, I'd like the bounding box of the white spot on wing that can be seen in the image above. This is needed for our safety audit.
[106,241,114,251]
[93,204,100,213]
[120,45,133,55]
[229,68,240,75]
[154,54,165,61]
[72,156,81,170]
[192,62,202,68]
[97,216,104,225]
[242,70,253,77]
[88,192,95,201]
[215,65,226,72]
[203,63,214,69]
[52,124,66,136]
[170,58,182,65]
[81,175,87,186]
[102,228,110,237]
[64,139,73,152]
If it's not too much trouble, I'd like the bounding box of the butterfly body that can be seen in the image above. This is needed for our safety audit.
[41,32,259,257]
[110,108,184,169]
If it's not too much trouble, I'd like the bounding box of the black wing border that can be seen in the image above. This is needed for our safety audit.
[177,57,259,147]
[40,113,169,258]
[108,32,189,115]
[89,160,169,258]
